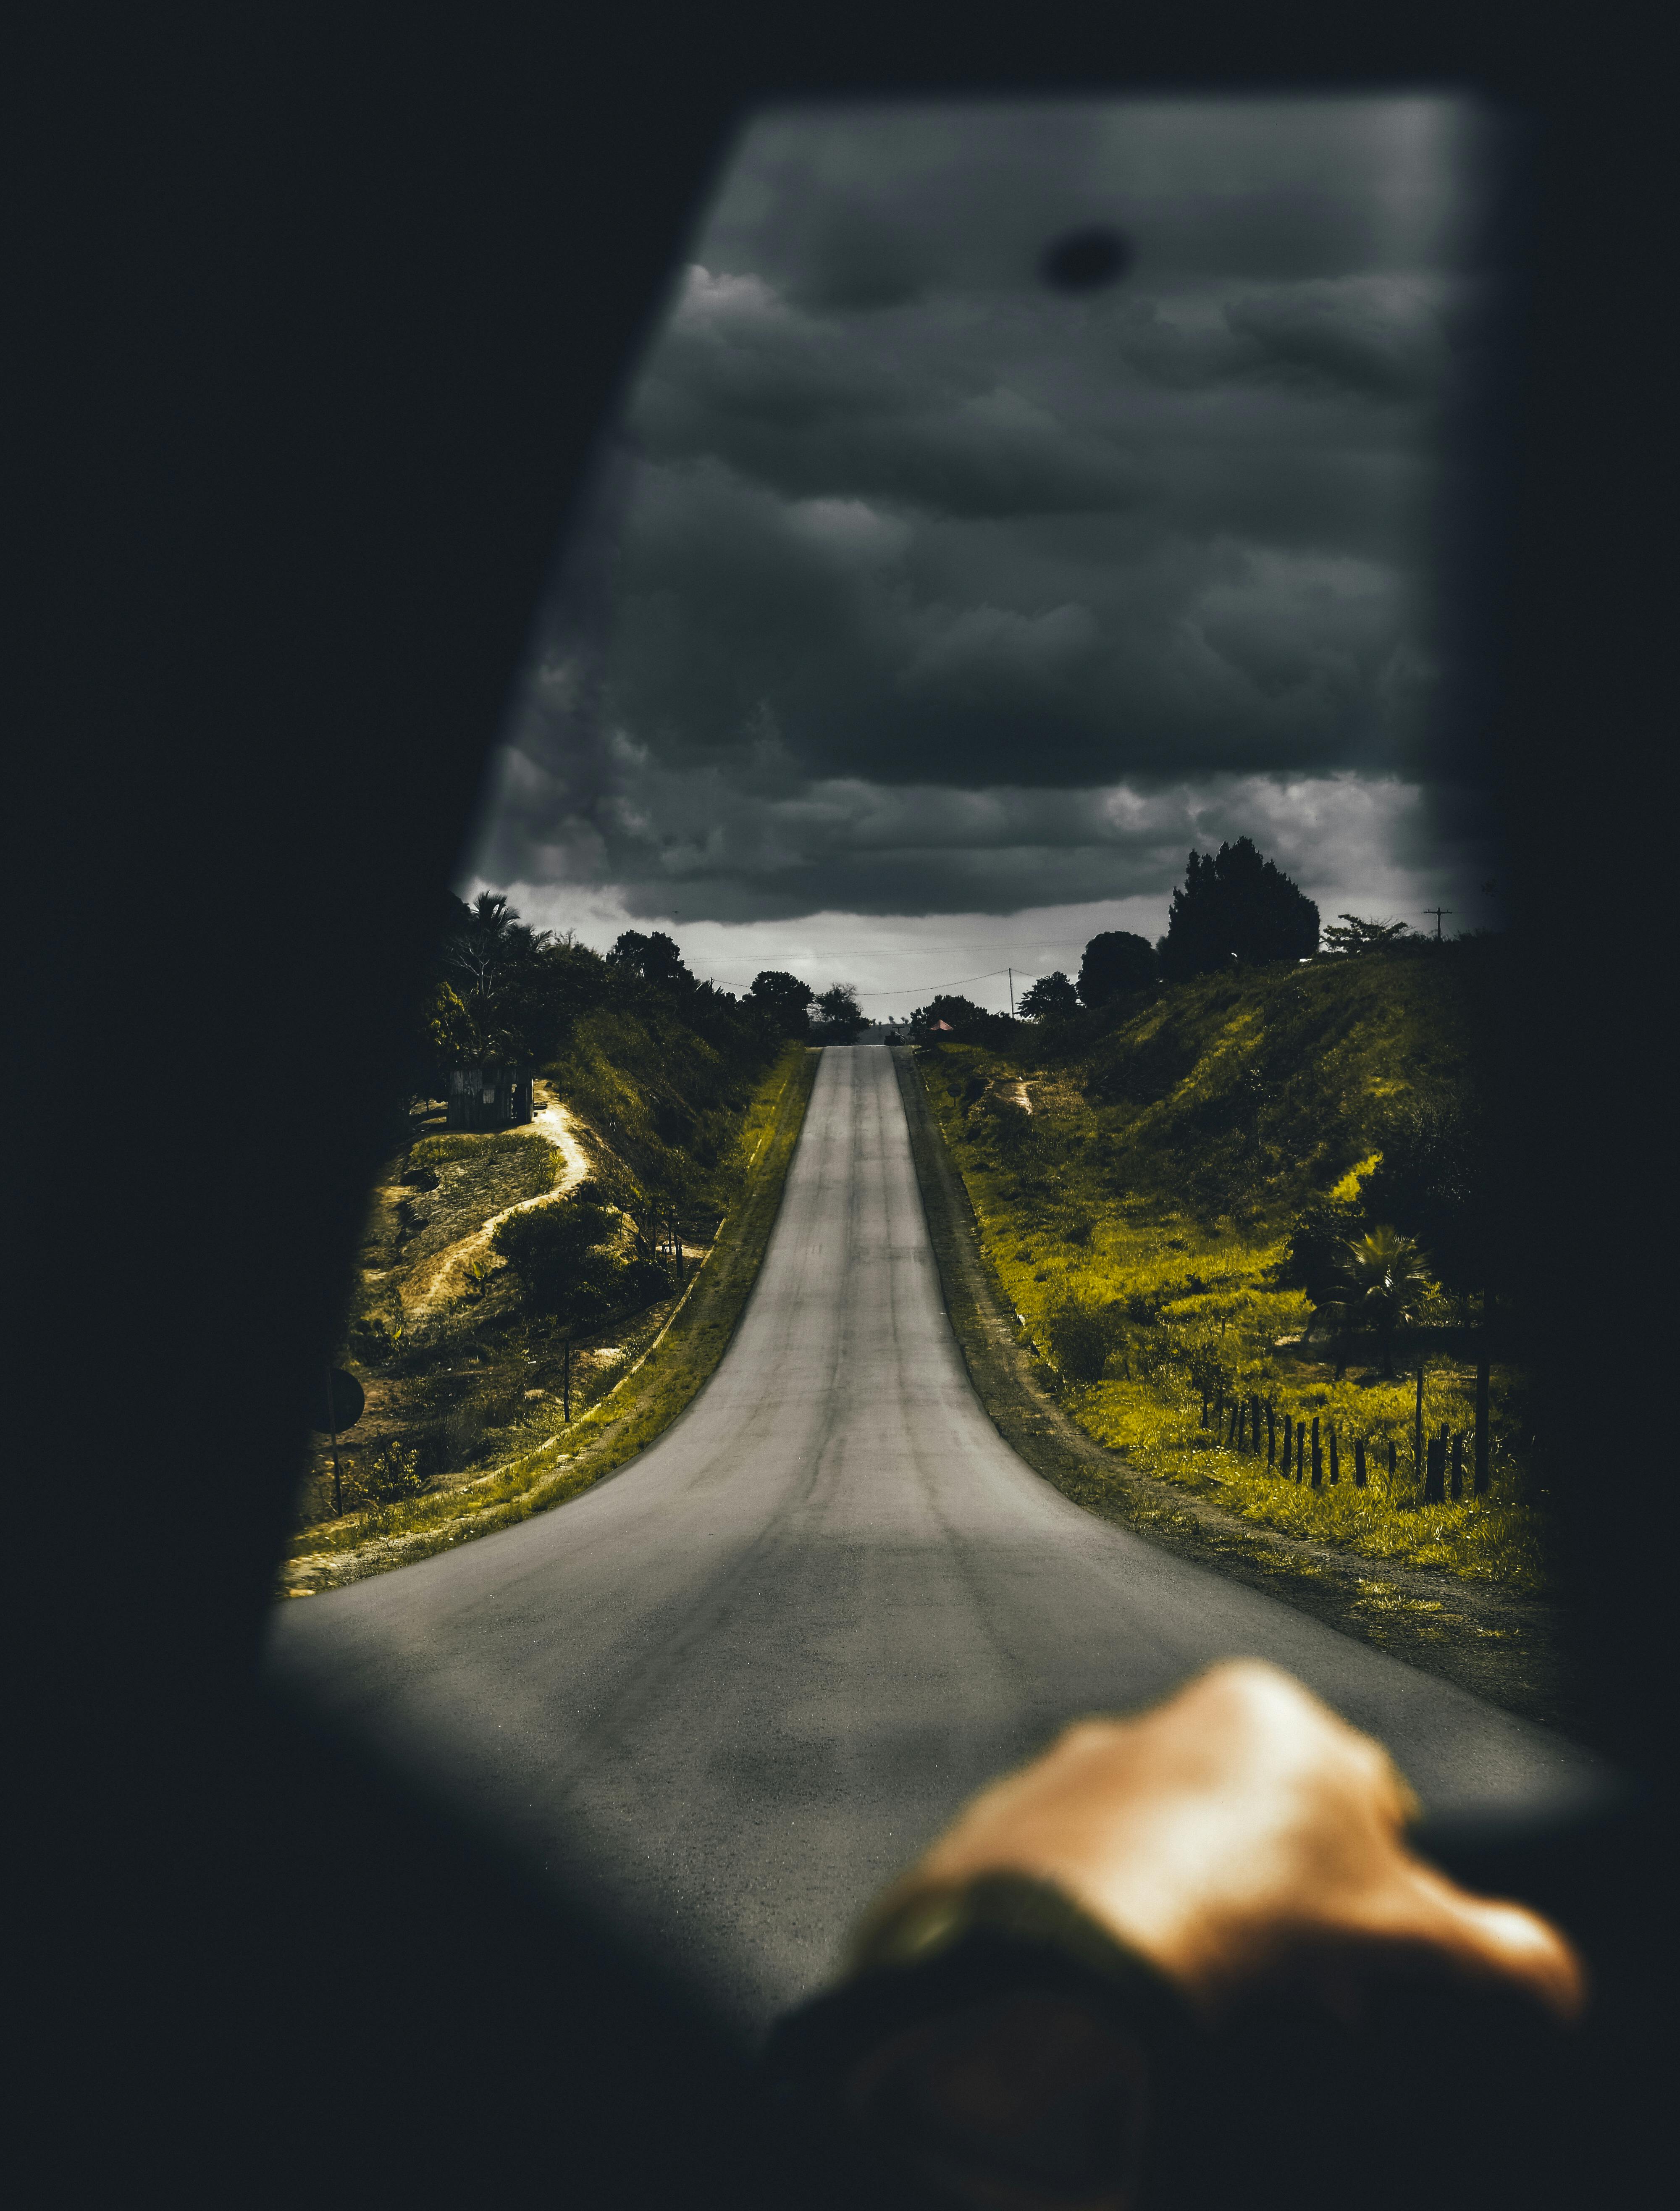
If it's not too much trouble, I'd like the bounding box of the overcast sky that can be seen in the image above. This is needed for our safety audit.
[460,95,1508,1015]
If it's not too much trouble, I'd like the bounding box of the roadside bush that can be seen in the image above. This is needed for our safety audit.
[362,1442,426,1502]
[1044,1296,1118,1383]
[619,1254,675,1309]
[492,1182,623,1324]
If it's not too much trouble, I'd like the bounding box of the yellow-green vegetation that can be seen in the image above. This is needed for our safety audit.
[916,945,1546,1591]
[399,1132,560,1264]
[549,1003,763,1208]
[280,1045,816,1595]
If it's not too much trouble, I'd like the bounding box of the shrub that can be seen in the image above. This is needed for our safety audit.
[619,1254,675,1309]
[1045,1296,1118,1383]
[362,1442,426,1503]
[492,1181,678,1331]
[492,1182,623,1324]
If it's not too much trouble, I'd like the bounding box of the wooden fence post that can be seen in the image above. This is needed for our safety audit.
[1310,1415,1322,1489]
[1424,1428,1446,1505]
[1354,1436,1367,1489]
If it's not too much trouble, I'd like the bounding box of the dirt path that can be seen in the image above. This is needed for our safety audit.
[401,1083,593,1316]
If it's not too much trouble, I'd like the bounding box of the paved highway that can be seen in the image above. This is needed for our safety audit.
[262,1045,1612,2038]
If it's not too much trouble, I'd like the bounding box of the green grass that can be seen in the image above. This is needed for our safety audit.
[915,950,1550,1592]
[547,998,774,1217]
[407,1131,558,1171]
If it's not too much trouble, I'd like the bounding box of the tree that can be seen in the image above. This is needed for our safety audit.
[811,983,864,1042]
[1157,839,1319,981]
[491,1183,624,1326]
[1018,971,1081,1020]
[606,930,693,993]
[1334,1226,1435,1379]
[1360,1102,1494,1304]
[1077,932,1158,1006]
[491,1180,670,1329]
[747,970,814,1037]
[430,891,573,1070]
[909,994,1003,1043]
[1321,913,1411,956]
[1280,1196,1365,1313]
[445,891,539,997]
[426,979,478,1069]
[1362,1098,1502,1488]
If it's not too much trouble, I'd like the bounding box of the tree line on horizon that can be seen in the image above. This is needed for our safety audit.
[407,835,1470,1085]
[911,838,1470,1042]
[406,893,869,1097]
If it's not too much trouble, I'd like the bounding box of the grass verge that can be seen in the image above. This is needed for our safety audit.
[892,1047,1586,1739]
[915,1045,1544,1589]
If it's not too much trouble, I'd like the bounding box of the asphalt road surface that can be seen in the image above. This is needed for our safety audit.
[263,1045,1614,2039]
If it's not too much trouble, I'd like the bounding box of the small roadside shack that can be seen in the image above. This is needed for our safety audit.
[445,1065,534,1132]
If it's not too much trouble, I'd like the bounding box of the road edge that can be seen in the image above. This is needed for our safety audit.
[278,1048,822,1597]
[888,1043,1589,1741]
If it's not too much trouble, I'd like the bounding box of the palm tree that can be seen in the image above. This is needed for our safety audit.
[1336,1226,1434,1379]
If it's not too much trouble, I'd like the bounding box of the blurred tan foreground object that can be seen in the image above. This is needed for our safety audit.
[767,1662,1586,2211]
[866,1659,1587,2027]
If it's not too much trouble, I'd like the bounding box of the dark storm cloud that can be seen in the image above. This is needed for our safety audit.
[472,96,1497,924]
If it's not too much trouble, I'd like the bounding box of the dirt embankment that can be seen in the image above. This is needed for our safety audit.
[397,1082,594,1313]
[282,1048,820,1597]
[889,1047,1590,1745]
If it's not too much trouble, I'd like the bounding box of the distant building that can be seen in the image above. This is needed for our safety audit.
[446,1065,533,1131]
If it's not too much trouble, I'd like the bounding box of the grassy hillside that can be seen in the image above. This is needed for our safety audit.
[549,998,774,1223]
[281,1044,817,1596]
[286,972,801,1565]
[915,940,1547,1590]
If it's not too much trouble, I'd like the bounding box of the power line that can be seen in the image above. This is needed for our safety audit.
[709,966,1020,998]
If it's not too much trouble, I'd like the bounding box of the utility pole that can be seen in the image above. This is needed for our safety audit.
[1007,967,1015,1016]
[1423,907,1453,940]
